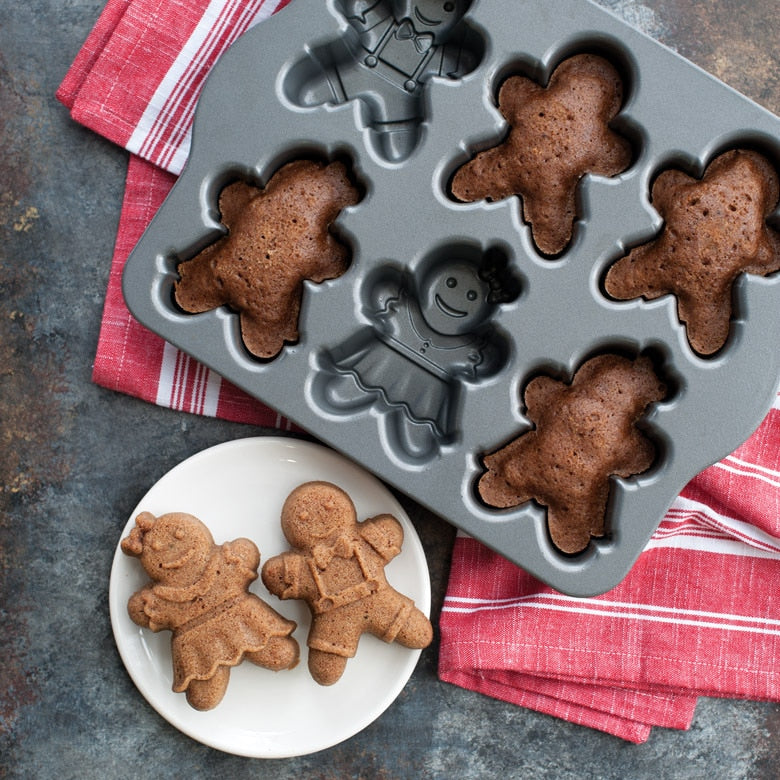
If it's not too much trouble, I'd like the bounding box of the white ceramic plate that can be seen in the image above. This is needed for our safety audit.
[109,436,431,758]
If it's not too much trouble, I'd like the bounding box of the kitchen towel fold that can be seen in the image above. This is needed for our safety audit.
[440,407,780,743]
[57,0,293,426]
[58,0,780,743]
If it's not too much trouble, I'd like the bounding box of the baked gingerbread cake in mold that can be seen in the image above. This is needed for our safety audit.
[604,148,780,356]
[174,158,364,359]
[450,51,634,257]
[478,352,669,555]
[123,0,780,595]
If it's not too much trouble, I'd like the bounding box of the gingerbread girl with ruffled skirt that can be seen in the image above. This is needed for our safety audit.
[121,511,299,710]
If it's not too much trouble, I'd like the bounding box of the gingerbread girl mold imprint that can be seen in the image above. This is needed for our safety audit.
[313,247,521,462]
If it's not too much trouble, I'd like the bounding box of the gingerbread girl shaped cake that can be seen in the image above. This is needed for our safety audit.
[121,511,299,710]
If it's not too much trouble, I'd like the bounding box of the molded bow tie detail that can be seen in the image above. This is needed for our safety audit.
[396,19,434,52]
[312,536,355,569]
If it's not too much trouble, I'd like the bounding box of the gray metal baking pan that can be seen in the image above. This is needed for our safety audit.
[122,0,780,596]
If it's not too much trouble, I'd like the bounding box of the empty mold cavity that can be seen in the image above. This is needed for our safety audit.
[170,155,365,361]
[313,243,521,463]
[282,0,485,163]
[474,347,673,556]
[446,45,638,258]
[601,145,780,357]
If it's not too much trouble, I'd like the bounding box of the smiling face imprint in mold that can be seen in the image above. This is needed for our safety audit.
[397,0,468,42]
[420,260,493,336]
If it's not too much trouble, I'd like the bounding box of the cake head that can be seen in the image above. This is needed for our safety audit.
[280,481,357,550]
[121,511,214,586]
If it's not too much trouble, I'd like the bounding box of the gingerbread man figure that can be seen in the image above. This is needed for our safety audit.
[261,481,432,685]
[174,159,362,359]
[121,511,299,710]
[478,354,666,554]
[604,148,780,355]
[450,53,632,255]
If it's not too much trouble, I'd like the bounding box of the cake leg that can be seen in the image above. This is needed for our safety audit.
[393,606,434,649]
[308,648,349,686]
[245,636,300,672]
[185,665,230,710]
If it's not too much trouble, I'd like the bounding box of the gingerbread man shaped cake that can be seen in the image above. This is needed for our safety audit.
[478,354,666,554]
[262,481,432,685]
[174,158,362,358]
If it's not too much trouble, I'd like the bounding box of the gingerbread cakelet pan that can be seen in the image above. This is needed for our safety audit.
[123,0,780,596]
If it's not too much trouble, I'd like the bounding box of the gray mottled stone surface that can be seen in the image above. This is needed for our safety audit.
[2,1,778,777]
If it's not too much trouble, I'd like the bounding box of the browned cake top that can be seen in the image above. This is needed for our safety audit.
[605,149,780,355]
[451,53,632,255]
[175,159,361,358]
[479,354,666,554]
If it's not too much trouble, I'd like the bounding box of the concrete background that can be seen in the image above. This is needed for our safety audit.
[1,1,779,777]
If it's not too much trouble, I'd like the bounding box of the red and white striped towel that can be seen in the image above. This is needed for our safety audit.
[59,0,780,743]
[57,0,290,175]
[57,0,293,426]
[440,407,780,742]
